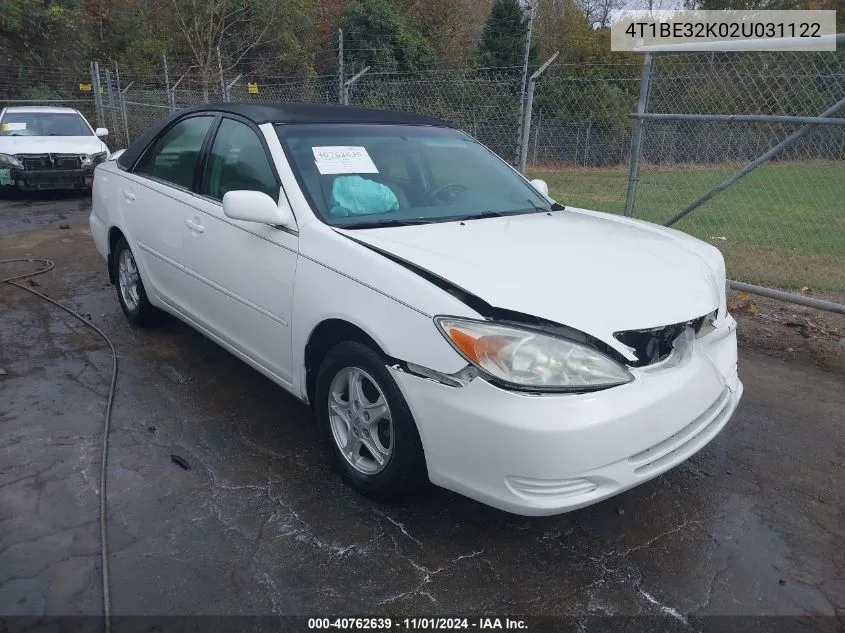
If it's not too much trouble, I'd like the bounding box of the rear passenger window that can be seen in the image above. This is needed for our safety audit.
[134,116,213,189]
[203,118,279,201]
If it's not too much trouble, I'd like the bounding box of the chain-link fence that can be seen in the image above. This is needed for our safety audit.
[3,44,843,308]
[0,63,100,138]
[628,47,845,300]
[350,69,524,160]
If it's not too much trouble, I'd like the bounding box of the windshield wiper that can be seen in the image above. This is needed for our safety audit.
[449,210,509,223]
[337,217,433,229]
[524,198,566,214]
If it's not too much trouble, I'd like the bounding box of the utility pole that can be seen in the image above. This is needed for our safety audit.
[516,0,535,164]
[338,29,344,104]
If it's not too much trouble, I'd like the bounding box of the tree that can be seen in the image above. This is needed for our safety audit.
[578,0,625,29]
[0,0,90,69]
[164,0,292,98]
[394,0,493,66]
[477,0,538,70]
[338,0,434,73]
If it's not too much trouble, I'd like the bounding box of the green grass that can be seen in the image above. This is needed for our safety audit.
[527,161,845,294]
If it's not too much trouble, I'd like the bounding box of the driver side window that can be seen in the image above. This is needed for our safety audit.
[203,118,279,202]
[134,116,213,189]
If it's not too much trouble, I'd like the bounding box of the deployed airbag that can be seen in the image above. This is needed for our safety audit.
[330,175,399,217]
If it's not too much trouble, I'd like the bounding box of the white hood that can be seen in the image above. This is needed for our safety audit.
[0,135,108,156]
[337,208,726,349]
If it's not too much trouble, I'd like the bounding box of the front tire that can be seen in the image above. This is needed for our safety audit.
[315,341,427,500]
[112,237,163,327]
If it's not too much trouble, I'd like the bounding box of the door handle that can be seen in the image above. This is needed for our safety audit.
[185,218,205,233]
[122,190,135,201]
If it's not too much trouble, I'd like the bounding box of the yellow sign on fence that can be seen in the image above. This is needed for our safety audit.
[79,83,92,91]
[248,83,259,94]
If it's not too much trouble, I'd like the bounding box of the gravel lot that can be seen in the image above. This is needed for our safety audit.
[1,194,843,625]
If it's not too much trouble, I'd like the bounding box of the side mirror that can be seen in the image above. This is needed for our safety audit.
[95,128,109,138]
[222,190,295,228]
[529,178,549,197]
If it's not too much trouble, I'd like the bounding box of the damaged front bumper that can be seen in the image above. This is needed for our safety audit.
[390,315,742,516]
[1,167,95,191]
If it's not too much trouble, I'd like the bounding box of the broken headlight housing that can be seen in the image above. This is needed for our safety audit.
[0,153,23,169]
[435,317,633,392]
[81,151,108,168]
[695,309,719,339]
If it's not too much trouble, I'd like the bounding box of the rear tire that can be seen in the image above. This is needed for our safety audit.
[315,341,427,501]
[112,237,163,327]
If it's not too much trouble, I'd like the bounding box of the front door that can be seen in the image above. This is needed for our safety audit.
[182,116,298,387]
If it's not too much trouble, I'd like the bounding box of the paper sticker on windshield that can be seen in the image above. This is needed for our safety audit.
[312,146,378,175]
[2,122,26,131]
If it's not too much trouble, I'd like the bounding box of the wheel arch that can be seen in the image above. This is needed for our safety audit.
[107,226,125,284]
[303,318,393,410]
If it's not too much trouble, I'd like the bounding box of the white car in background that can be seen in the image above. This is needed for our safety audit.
[88,102,742,516]
[0,106,110,192]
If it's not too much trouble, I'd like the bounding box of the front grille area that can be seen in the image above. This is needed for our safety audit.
[55,154,82,169]
[17,154,82,171]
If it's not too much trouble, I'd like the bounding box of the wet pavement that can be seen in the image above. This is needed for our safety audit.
[1,194,843,620]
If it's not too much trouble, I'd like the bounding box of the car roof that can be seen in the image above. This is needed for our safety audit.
[117,101,453,170]
[183,102,451,127]
[2,106,82,114]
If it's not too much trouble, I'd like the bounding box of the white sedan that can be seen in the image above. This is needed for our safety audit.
[0,106,110,192]
[89,103,742,516]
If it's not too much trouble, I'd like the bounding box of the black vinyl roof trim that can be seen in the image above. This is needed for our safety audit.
[117,102,452,170]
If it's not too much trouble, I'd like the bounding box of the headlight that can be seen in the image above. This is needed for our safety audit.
[0,153,23,169]
[435,317,633,392]
[81,152,108,168]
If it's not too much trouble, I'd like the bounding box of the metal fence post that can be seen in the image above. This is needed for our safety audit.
[217,47,227,101]
[624,53,652,217]
[584,113,592,167]
[163,54,174,114]
[114,64,126,143]
[119,81,133,147]
[226,74,242,101]
[113,65,122,147]
[170,70,191,112]
[342,66,369,106]
[338,28,344,104]
[515,0,535,164]
[519,52,558,174]
[103,69,120,143]
[91,61,105,129]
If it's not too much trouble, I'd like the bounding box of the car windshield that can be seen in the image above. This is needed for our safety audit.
[0,112,92,137]
[277,124,553,228]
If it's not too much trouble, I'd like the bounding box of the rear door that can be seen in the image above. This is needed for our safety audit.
[120,114,214,314]
[182,116,299,386]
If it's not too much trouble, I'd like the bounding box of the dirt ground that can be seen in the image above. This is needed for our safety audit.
[732,293,845,375]
[1,194,843,626]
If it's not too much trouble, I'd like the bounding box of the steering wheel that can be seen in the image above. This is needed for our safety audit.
[425,182,469,205]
